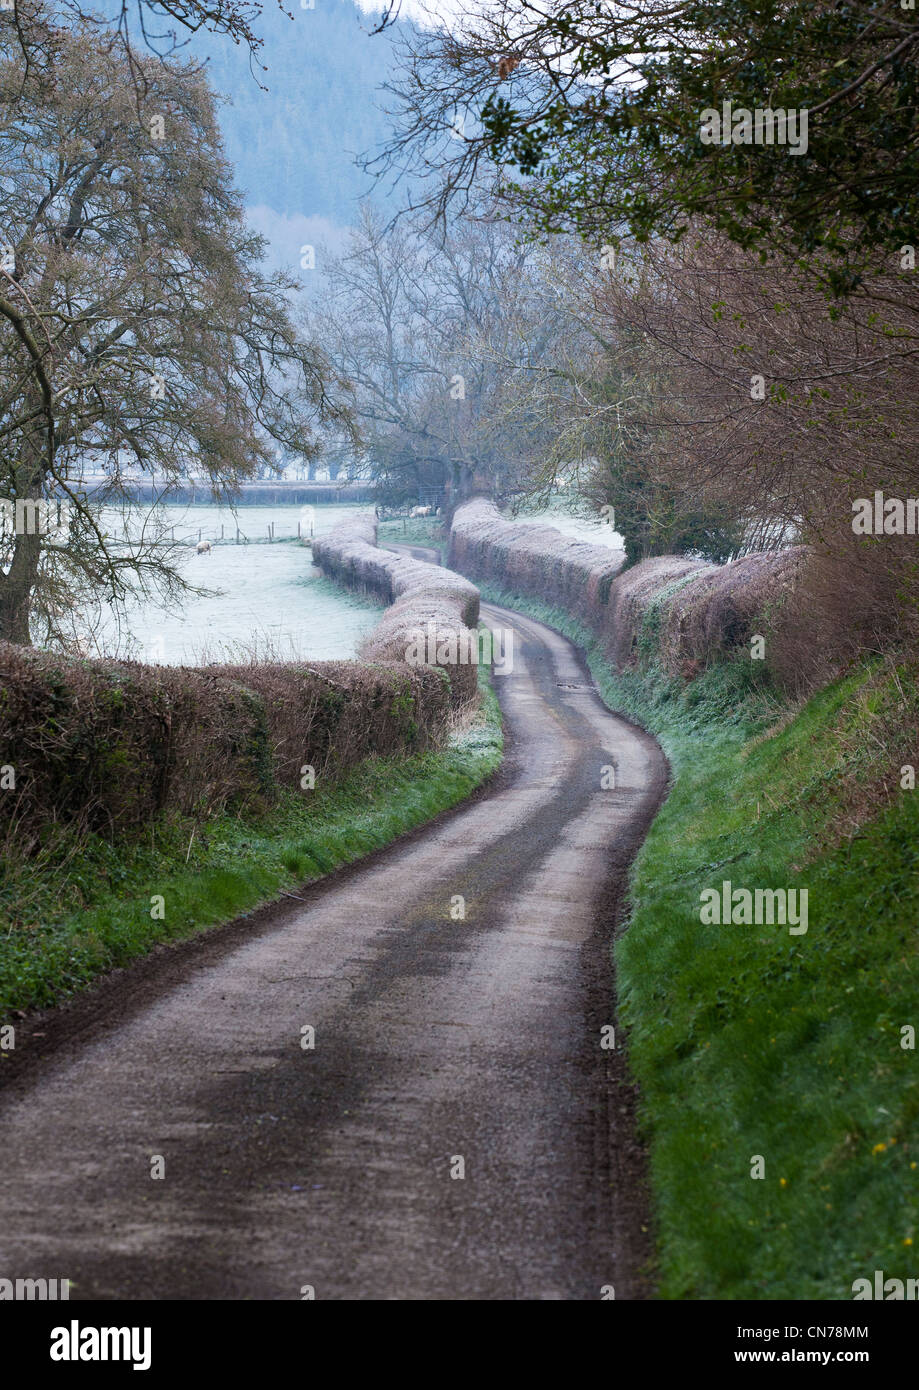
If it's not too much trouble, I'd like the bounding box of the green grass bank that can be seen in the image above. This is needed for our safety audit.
[377,516,446,554]
[480,579,919,1300]
[0,665,502,1022]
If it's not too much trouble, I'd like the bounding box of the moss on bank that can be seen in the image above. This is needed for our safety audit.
[0,666,502,1020]
[479,580,919,1301]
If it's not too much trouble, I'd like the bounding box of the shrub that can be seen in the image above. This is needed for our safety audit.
[450,497,802,681]
[313,515,481,705]
[0,644,449,841]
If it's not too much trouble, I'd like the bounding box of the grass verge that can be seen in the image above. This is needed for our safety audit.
[0,663,501,1022]
[377,517,446,553]
[480,579,919,1300]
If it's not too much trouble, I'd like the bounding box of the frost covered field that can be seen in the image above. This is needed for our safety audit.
[74,500,620,665]
[86,503,382,664]
[514,506,626,551]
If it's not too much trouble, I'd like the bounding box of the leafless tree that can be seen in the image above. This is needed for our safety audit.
[0,9,349,644]
[303,204,566,506]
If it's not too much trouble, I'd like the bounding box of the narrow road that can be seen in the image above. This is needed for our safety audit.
[0,597,668,1301]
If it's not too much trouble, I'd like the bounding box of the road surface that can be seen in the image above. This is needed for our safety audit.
[0,597,667,1300]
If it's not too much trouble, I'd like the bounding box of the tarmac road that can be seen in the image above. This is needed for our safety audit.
[0,597,668,1300]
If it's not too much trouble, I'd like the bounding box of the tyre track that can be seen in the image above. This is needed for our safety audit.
[0,590,667,1300]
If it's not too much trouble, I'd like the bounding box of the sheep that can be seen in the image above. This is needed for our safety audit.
[196,539,212,555]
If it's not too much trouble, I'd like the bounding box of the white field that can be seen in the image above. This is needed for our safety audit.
[75,499,623,665]
[84,503,381,665]
[513,506,626,551]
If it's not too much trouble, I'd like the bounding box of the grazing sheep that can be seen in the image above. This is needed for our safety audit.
[196,539,212,555]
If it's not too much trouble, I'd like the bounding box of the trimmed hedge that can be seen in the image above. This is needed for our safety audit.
[313,515,481,705]
[0,644,449,839]
[448,497,629,631]
[216,660,448,788]
[449,497,803,676]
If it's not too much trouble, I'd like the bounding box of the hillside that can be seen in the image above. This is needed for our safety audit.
[188,0,417,228]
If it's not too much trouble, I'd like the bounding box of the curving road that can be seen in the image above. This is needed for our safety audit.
[0,593,668,1301]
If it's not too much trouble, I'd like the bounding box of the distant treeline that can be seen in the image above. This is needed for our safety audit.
[82,480,377,506]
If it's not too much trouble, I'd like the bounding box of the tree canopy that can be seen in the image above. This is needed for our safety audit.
[381,0,919,296]
[0,4,347,644]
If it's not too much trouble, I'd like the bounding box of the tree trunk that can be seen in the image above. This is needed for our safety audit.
[0,422,46,645]
[451,460,473,502]
[0,528,41,644]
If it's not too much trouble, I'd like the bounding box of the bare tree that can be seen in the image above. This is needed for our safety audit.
[8,0,275,75]
[303,204,570,507]
[0,10,349,644]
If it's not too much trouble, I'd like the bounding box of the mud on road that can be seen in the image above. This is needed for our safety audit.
[0,599,668,1300]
